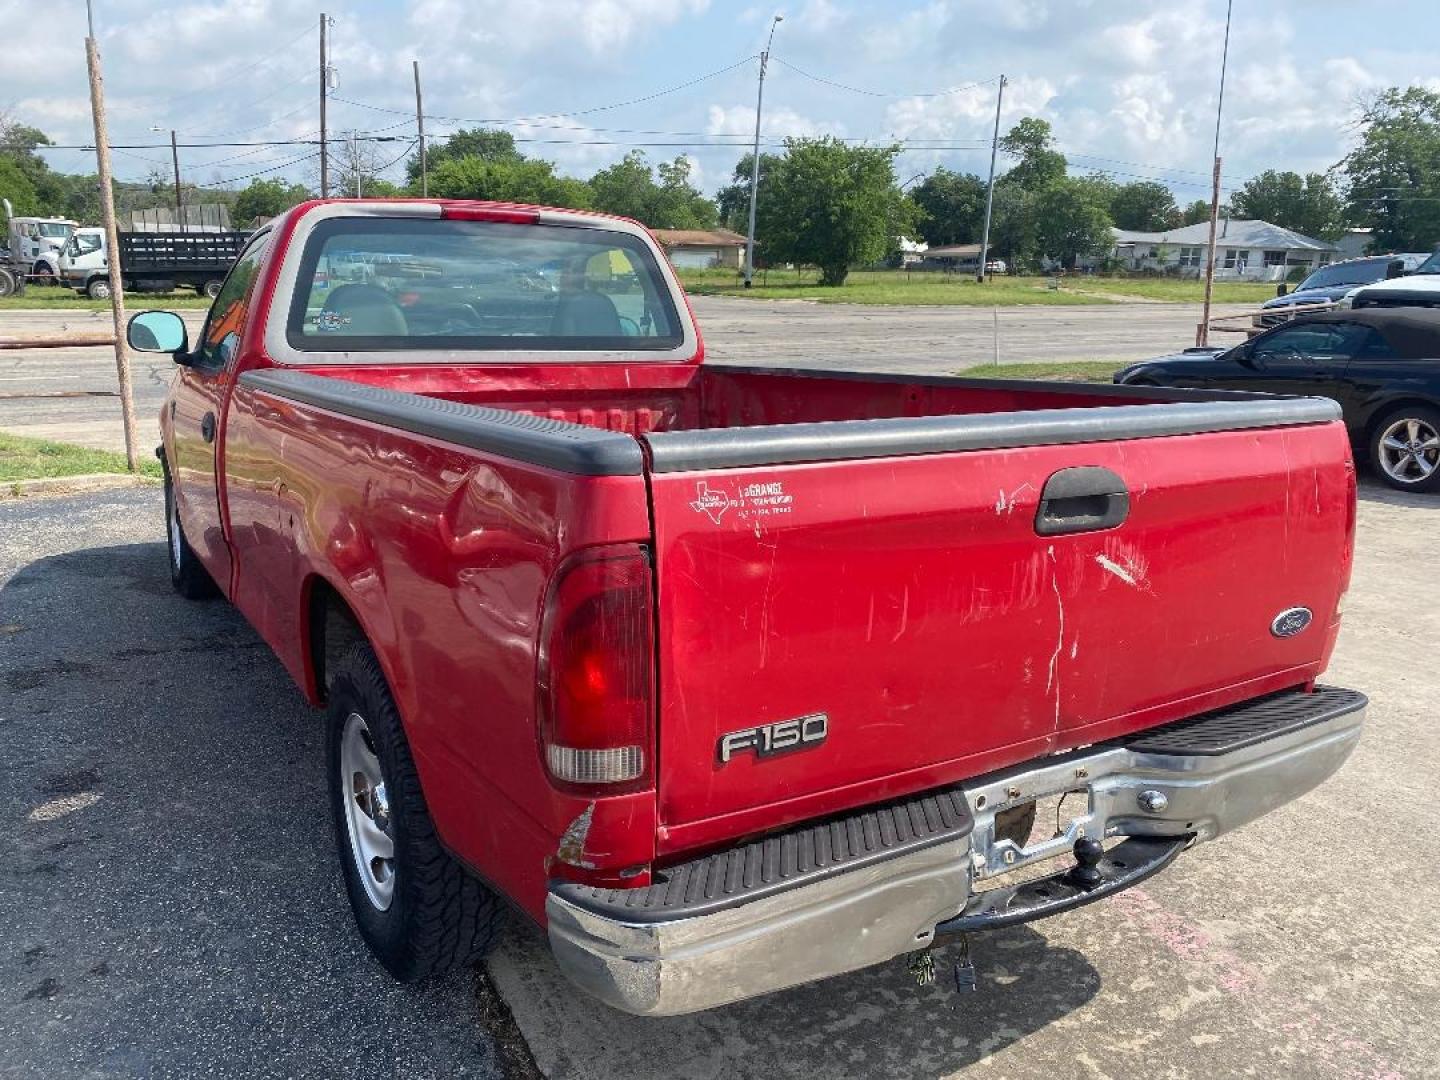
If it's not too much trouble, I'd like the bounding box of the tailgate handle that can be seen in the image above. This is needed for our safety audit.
[1035,467,1129,536]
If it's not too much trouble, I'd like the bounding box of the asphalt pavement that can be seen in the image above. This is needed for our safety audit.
[0,299,1247,452]
[3,481,1437,1078]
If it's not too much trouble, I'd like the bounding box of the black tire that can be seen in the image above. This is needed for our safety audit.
[32,262,56,286]
[86,277,111,301]
[202,279,223,299]
[1368,404,1440,493]
[163,469,219,599]
[326,642,504,981]
[0,268,15,298]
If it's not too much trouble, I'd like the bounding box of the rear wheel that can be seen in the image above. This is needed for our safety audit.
[202,279,223,299]
[0,268,16,297]
[32,262,56,286]
[86,277,111,301]
[1369,406,1440,493]
[327,642,504,981]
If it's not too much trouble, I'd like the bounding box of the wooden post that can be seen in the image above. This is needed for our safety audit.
[1198,156,1223,346]
[978,75,1006,284]
[169,128,184,231]
[413,60,428,197]
[84,21,139,471]
[319,12,329,197]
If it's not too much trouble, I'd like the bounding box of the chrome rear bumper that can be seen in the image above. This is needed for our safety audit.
[547,687,1366,1015]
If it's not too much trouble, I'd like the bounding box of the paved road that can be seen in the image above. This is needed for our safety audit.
[0,299,1247,452]
[2,483,1435,1079]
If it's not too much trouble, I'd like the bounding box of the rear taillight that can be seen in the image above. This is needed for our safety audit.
[538,545,655,794]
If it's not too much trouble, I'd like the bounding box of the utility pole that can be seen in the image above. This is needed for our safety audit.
[319,12,329,197]
[83,0,139,471]
[977,74,1006,284]
[743,14,783,288]
[413,60,428,197]
[1198,0,1234,346]
[169,129,184,231]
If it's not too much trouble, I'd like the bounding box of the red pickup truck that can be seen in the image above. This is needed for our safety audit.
[127,199,1367,1015]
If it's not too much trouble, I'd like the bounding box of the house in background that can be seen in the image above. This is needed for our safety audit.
[1111,219,1338,280]
[652,228,748,269]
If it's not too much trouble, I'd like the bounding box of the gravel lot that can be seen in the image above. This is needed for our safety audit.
[0,298,1248,452]
[2,479,1436,1079]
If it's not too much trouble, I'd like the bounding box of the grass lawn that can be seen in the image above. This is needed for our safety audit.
[677,268,1109,306]
[1058,277,1277,304]
[0,430,162,483]
[676,268,1278,307]
[955,359,1129,382]
[0,285,212,311]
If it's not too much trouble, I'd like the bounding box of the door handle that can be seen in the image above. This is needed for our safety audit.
[200,412,216,443]
[1035,466,1130,536]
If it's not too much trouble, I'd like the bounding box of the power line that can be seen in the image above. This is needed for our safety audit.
[327,53,758,130]
[196,150,321,189]
[771,57,1001,100]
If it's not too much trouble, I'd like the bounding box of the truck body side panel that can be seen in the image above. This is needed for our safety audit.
[222,377,656,919]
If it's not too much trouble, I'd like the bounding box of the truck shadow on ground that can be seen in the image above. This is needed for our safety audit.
[489,918,1100,1080]
[1,538,1101,1079]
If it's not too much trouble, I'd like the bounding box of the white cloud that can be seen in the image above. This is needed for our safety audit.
[706,103,844,139]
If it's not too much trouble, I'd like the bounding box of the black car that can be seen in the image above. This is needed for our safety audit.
[1115,309,1440,492]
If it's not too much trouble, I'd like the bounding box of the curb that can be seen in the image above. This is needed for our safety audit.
[1,472,160,500]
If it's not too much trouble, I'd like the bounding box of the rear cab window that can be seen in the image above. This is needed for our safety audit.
[283,216,684,356]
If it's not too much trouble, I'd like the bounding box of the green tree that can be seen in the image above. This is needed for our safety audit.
[1033,176,1115,269]
[1230,169,1345,240]
[1339,87,1440,251]
[1181,198,1212,226]
[408,128,521,186]
[587,151,715,228]
[715,152,780,233]
[654,156,718,229]
[909,167,987,246]
[0,159,39,223]
[998,117,1066,192]
[1109,180,1181,231]
[233,178,312,224]
[757,137,906,286]
[426,155,591,208]
[987,185,1039,268]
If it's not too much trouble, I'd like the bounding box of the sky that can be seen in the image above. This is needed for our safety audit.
[6,0,1440,204]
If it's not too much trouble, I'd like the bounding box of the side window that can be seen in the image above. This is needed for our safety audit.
[1347,327,1399,361]
[198,236,270,367]
[1251,325,1342,362]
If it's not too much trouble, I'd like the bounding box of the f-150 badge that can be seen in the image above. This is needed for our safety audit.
[718,713,828,764]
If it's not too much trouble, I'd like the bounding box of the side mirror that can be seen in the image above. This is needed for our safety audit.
[1276,283,1289,297]
[1387,259,1406,279]
[127,310,188,359]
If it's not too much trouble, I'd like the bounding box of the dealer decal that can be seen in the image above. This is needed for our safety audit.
[688,479,794,526]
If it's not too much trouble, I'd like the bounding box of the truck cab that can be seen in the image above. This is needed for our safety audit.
[1,201,77,291]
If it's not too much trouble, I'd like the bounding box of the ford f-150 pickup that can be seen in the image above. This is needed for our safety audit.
[127,199,1367,1015]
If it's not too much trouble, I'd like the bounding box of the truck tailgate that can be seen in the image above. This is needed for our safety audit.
[641,401,1353,845]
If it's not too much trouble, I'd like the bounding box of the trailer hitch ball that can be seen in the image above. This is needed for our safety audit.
[1066,836,1105,891]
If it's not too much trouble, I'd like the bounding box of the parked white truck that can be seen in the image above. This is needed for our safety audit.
[0,198,78,295]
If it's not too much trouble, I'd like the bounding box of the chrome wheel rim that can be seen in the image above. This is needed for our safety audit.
[167,490,182,570]
[1378,417,1440,485]
[340,712,396,911]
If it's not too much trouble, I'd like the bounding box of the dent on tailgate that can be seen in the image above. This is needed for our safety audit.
[645,421,1352,853]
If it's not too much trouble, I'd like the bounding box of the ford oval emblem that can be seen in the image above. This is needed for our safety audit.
[1271,607,1313,638]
